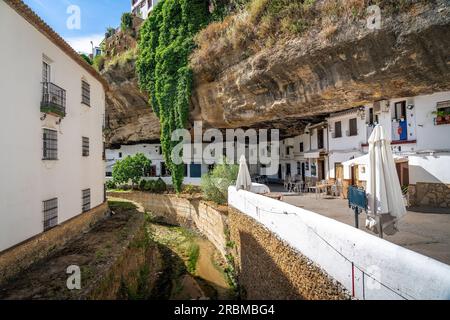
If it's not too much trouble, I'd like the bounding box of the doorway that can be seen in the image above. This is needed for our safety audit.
[318,159,325,181]
[335,163,343,181]
[396,162,409,187]
[350,165,359,186]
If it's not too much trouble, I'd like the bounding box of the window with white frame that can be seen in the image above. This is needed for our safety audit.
[43,129,58,160]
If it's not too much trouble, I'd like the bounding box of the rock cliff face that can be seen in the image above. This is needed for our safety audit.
[190,0,450,137]
[103,58,161,147]
[104,0,450,144]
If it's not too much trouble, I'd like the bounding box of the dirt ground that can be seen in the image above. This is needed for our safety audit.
[0,201,145,300]
[0,198,234,300]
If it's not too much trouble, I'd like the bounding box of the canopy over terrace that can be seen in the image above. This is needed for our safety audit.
[342,154,408,180]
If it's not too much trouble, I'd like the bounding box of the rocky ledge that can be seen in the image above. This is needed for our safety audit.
[103,57,161,147]
[104,1,450,144]
[190,0,450,137]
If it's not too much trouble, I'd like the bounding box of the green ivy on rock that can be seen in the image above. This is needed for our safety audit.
[137,0,213,193]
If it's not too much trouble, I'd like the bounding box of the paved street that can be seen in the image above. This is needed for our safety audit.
[268,185,450,265]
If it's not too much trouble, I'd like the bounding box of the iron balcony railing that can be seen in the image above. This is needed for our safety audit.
[41,82,66,117]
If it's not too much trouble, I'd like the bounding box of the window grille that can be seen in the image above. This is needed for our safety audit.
[82,137,90,157]
[43,129,58,160]
[43,198,58,231]
[81,80,90,106]
[82,189,91,212]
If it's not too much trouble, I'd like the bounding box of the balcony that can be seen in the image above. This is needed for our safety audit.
[41,82,66,117]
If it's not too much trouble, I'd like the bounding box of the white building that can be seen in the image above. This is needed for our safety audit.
[276,123,329,184]
[131,0,159,19]
[326,92,450,208]
[0,1,107,252]
[106,143,210,186]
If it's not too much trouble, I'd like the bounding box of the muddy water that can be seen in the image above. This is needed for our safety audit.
[148,222,233,300]
[107,197,234,300]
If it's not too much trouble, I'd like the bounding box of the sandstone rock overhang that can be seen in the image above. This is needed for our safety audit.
[191,1,450,137]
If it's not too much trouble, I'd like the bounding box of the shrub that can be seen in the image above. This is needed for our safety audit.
[106,180,117,190]
[112,153,152,188]
[105,27,116,38]
[139,179,167,194]
[201,159,239,204]
[154,178,167,193]
[80,53,93,65]
[121,13,133,32]
[139,179,147,191]
[93,55,105,71]
[182,184,201,195]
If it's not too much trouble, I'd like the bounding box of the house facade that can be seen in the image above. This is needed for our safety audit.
[106,143,210,186]
[0,1,107,252]
[325,91,450,208]
[131,0,158,19]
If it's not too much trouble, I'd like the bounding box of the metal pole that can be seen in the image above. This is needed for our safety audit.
[379,215,383,239]
[354,207,359,229]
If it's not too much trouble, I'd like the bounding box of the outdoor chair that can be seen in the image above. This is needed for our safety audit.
[284,176,292,191]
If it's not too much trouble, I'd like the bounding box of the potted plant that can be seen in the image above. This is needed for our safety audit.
[432,110,450,125]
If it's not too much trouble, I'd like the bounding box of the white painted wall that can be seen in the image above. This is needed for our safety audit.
[229,187,450,300]
[327,110,366,179]
[412,91,450,151]
[0,2,105,252]
[409,153,450,184]
[131,0,158,19]
[106,143,209,186]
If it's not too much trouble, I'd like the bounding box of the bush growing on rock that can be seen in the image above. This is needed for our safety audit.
[201,159,239,205]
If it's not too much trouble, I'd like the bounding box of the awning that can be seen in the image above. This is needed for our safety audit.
[342,154,408,179]
[304,151,321,159]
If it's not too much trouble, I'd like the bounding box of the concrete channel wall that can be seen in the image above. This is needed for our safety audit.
[228,187,450,300]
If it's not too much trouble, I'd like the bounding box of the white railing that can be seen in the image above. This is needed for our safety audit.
[228,187,450,300]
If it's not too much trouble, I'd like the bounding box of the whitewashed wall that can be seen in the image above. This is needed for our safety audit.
[409,153,450,184]
[229,187,450,300]
[105,143,209,186]
[0,2,105,252]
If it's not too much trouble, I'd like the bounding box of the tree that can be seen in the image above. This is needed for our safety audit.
[112,153,152,187]
[121,13,133,32]
[201,159,239,204]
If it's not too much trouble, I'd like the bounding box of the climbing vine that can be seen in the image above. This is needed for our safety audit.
[137,0,220,192]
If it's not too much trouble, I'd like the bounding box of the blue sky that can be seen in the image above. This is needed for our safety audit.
[24,0,130,53]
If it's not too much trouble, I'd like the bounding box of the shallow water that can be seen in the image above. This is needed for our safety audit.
[148,222,233,300]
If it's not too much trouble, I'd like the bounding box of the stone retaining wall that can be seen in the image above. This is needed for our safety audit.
[108,192,228,258]
[0,202,108,286]
[227,208,348,300]
[408,183,450,209]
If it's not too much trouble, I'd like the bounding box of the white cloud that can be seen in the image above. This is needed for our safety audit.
[65,34,104,54]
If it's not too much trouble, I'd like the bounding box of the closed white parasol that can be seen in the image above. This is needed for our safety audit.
[236,155,252,191]
[366,125,407,237]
